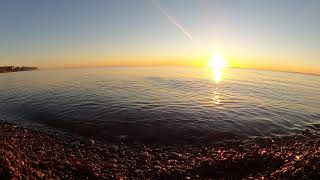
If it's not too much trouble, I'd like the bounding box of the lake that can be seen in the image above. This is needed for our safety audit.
[0,67,319,143]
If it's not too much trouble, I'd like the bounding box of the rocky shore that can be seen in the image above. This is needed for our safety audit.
[1,121,320,179]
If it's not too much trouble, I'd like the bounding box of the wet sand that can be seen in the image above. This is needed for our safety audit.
[0,121,320,179]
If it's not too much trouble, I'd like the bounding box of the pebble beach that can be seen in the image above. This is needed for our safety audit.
[1,121,320,179]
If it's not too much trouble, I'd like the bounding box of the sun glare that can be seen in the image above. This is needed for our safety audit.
[208,50,228,83]
[208,50,228,69]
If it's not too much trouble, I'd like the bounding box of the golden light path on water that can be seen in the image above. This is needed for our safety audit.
[210,68,224,105]
[212,68,223,83]
[208,50,228,105]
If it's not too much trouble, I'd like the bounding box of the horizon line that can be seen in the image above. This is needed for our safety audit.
[34,65,320,77]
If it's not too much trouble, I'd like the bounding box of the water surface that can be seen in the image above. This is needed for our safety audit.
[0,67,319,143]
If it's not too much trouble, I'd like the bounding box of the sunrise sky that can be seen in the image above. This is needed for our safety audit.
[1,0,319,74]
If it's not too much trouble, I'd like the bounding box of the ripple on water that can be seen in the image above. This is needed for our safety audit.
[0,67,319,143]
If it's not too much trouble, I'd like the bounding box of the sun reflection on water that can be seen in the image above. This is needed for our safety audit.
[206,49,228,105]
[207,66,225,83]
[212,90,221,105]
[206,68,226,105]
[212,68,223,83]
[209,66,227,105]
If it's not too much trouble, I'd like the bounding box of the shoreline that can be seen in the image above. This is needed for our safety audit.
[1,121,319,179]
[0,66,38,74]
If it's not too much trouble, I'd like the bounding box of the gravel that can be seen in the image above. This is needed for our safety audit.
[0,121,320,179]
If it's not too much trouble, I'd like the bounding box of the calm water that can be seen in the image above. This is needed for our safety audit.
[0,67,320,143]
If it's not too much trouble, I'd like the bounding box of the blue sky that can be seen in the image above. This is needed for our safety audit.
[0,0,319,74]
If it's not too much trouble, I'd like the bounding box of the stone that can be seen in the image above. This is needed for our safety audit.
[34,170,45,178]
[139,152,150,158]
[153,165,162,170]
[89,139,95,145]
[134,169,144,174]
[108,145,119,152]
[169,152,183,159]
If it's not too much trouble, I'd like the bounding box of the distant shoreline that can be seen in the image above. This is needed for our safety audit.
[0,66,38,73]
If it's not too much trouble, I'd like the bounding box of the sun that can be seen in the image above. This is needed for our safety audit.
[208,50,228,69]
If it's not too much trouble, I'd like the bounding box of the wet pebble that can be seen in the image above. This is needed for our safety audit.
[108,145,119,152]
[169,152,183,159]
[1,121,320,179]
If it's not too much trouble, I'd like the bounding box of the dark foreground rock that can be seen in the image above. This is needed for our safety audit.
[0,121,320,179]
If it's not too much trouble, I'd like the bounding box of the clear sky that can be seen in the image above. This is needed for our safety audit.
[0,0,319,74]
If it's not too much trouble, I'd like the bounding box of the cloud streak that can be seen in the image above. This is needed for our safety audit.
[152,0,194,42]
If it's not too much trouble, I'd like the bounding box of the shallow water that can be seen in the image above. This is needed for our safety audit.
[0,67,319,143]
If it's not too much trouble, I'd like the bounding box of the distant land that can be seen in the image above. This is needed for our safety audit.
[0,66,38,73]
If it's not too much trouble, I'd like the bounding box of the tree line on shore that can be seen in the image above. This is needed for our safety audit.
[0,66,38,73]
